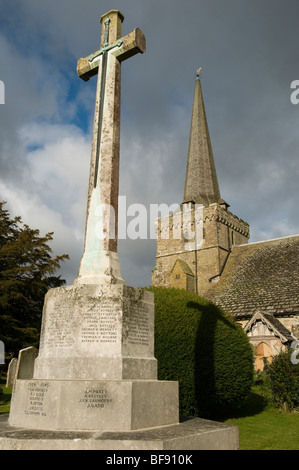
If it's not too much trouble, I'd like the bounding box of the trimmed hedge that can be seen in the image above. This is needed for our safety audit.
[150,287,254,419]
[265,350,299,411]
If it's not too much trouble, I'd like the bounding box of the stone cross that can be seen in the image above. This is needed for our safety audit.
[75,10,145,285]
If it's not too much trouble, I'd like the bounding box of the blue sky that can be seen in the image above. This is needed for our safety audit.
[0,0,299,287]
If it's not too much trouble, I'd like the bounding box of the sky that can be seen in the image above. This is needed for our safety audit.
[0,0,298,287]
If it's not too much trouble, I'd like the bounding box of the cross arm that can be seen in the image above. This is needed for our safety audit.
[77,28,146,82]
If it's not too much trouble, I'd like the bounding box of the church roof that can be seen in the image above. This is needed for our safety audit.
[204,234,299,319]
[183,78,221,206]
[244,310,294,343]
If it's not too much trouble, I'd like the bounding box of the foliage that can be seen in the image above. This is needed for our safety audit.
[264,349,299,411]
[0,202,69,360]
[150,287,254,419]
[0,377,12,414]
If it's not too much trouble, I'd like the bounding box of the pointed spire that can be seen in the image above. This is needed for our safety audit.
[183,74,221,206]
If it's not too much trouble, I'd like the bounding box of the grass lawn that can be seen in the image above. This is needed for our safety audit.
[0,377,12,415]
[223,384,299,450]
[0,376,298,450]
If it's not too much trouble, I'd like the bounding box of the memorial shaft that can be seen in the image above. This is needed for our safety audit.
[75,10,145,285]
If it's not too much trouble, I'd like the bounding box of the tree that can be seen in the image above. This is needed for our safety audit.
[0,202,69,360]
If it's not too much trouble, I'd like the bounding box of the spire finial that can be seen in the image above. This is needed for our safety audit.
[196,67,202,79]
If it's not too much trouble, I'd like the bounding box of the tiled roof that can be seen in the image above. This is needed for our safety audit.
[204,235,299,319]
[244,310,294,343]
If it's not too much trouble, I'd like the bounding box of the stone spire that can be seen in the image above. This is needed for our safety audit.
[183,74,221,206]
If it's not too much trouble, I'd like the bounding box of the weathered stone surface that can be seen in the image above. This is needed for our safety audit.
[77,28,146,81]
[9,379,179,432]
[75,10,146,285]
[152,202,249,294]
[33,284,157,381]
[6,358,17,387]
[8,284,178,433]
[0,415,239,450]
[15,347,38,381]
[183,78,221,206]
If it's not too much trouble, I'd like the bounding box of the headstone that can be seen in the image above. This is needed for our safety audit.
[6,358,17,387]
[4,10,239,450]
[15,347,38,380]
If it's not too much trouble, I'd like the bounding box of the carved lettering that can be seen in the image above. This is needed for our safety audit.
[43,304,75,349]
[41,298,121,351]
[24,382,49,417]
[80,300,119,344]
[127,304,150,346]
[79,388,113,408]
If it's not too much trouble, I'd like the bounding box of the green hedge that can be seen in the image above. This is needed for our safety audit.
[265,350,299,411]
[150,287,254,419]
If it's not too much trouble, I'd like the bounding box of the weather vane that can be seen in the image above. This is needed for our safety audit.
[196,67,202,79]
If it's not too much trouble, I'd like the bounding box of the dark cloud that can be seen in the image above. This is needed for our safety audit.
[0,0,298,287]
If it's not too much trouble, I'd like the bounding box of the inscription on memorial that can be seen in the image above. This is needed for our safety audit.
[79,388,113,408]
[42,298,121,350]
[80,300,119,344]
[24,382,49,417]
[44,303,75,349]
[127,304,150,346]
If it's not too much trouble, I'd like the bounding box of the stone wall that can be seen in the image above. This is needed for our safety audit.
[152,202,249,295]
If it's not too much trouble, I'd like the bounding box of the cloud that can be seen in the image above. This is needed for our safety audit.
[0,177,80,279]
[0,120,92,284]
[0,0,298,288]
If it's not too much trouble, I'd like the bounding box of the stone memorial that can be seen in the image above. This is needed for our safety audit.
[1,10,239,450]
[6,358,17,388]
[15,347,38,381]
[8,8,178,434]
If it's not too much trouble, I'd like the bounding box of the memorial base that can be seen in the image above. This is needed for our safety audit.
[0,415,239,450]
[9,379,179,432]
[4,281,240,450]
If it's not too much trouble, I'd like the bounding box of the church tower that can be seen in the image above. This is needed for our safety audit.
[152,72,250,295]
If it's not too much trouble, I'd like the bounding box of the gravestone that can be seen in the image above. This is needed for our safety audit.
[6,358,17,387]
[5,347,37,388]
[15,347,38,380]
[3,10,239,449]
